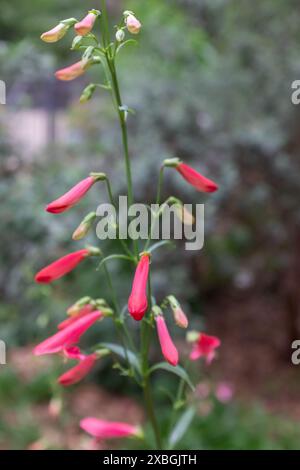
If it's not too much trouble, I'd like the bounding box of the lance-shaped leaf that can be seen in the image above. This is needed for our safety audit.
[149,362,195,391]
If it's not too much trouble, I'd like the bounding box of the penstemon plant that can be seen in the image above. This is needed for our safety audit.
[35,2,220,450]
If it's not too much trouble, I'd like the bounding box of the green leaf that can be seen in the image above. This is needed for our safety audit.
[168,407,196,448]
[149,362,195,391]
[98,342,141,374]
[116,39,138,55]
[71,35,84,50]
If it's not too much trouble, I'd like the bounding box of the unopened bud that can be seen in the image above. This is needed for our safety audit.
[125,14,141,35]
[80,84,97,103]
[167,295,188,329]
[41,23,69,43]
[72,212,96,240]
[116,29,125,42]
[67,296,92,316]
[174,203,195,226]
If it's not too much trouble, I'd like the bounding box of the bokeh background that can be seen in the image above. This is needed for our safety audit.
[1,0,300,450]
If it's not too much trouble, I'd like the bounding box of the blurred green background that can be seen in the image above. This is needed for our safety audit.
[1,0,300,450]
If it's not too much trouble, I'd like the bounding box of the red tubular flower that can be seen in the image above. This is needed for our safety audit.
[46,176,97,214]
[155,315,179,366]
[33,310,102,356]
[58,353,97,386]
[80,417,140,439]
[63,346,85,361]
[58,304,95,330]
[75,12,97,36]
[55,60,89,81]
[176,162,218,193]
[35,249,90,283]
[190,332,221,364]
[128,254,150,321]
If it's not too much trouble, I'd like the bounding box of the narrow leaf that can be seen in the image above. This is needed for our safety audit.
[98,342,141,373]
[168,407,196,448]
[149,362,195,391]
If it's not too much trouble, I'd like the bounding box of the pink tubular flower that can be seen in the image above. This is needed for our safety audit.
[58,304,95,330]
[190,333,221,364]
[155,315,179,366]
[41,23,68,43]
[35,249,90,283]
[176,162,218,193]
[75,12,97,36]
[33,310,102,356]
[46,176,97,214]
[58,353,97,386]
[80,417,140,439]
[128,254,150,321]
[55,60,89,81]
[63,346,86,361]
[125,14,141,34]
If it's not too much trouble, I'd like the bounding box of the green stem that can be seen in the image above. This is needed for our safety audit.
[144,168,166,251]
[105,178,133,258]
[139,274,163,449]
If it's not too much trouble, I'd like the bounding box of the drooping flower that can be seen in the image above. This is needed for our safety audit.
[167,295,188,329]
[58,353,97,386]
[125,14,141,34]
[128,254,150,321]
[41,23,69,43]
[189,332,221,364]
[176,162,218,193]
[33,310,102,356]
[74,11,99,36]
[35,249,90,283]
[155,315,179,366]
[80,417,141,439]
[58,304,95,330]
[46,176,98,214]
[55,60,90,81]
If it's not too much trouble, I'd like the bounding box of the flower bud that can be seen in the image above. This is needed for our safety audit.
[167,295,188,329]
[174,203,195,226]
[72,212,96,241]
[67,297,92,316]
[55,60,91,81]
[74,10,100,36]
[41,23,69,43]
[80,84,97,103]
[125,14,141,35]
[116,29,125,42]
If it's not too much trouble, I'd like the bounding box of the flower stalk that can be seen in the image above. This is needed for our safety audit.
[35,1,220,450]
